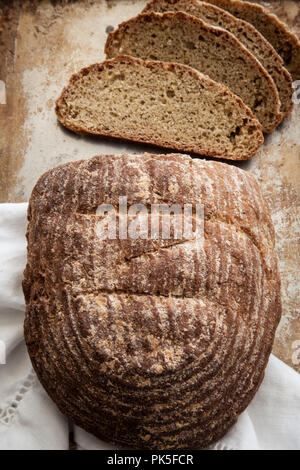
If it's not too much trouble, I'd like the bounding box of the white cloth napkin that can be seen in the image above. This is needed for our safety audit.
[0,203,299,450]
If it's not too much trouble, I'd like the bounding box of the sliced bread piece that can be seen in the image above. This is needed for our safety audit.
[55,56,263,160]
[143,0,293,120]
[105,12,281,133]
[205,0,300,80]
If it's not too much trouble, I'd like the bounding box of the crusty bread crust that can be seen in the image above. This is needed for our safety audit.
[56,55,263,160]
[23,153,281,449]
[143,0,293,120]
[206,0,300,80]
[105,11,282,133]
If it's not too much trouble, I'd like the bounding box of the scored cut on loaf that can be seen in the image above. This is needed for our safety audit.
[105,12,282,133]
[205,0,300,80]
[55,55,263,160]
[23,153,281,449]
[143,0,293,120]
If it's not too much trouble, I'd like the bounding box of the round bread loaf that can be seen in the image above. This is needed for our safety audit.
[23,153,281,449]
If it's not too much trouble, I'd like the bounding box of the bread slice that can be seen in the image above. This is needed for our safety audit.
[205,0,300,80]
[105,12,281,133]
[55,56,263,160]
[143,0,293,120]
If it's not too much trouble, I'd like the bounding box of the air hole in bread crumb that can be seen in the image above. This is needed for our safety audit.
[248,126,256,134]
[167,89,175,98]
[254,97,263,108]
[185,41,196,50]
[111,73,125,82]
[229,126,241,142]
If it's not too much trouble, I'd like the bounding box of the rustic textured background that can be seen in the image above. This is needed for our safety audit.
[0,0,299,379]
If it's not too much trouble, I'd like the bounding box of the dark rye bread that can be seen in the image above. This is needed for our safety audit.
[23,153,281,450]
[143,0,293,120]
[105,12,282,133]
[206,0,300,80]
[55,56,263,160]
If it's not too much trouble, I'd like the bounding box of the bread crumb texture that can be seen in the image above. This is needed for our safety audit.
[56,56,263,160]
[205,0,300,80]
[143,0,293,120]
[105,12,281,132]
